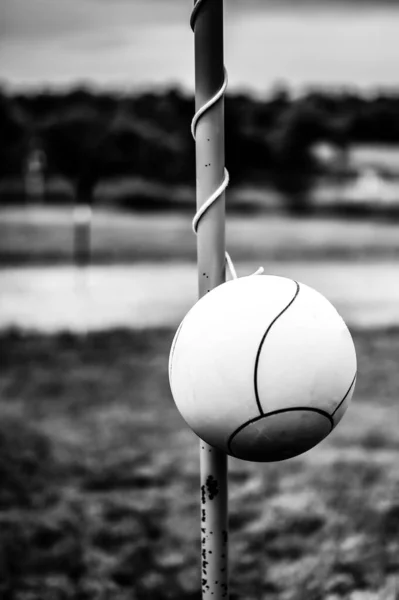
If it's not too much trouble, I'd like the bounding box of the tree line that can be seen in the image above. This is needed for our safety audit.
[1,86,399,209]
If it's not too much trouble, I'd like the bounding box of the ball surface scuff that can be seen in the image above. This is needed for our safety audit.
[169,275,357,462]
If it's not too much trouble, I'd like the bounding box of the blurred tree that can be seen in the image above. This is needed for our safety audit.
[225,95,274,183]
[348,95,399,143]
[97,101,191,184]
[41,105,108,206]
[268,100,328,213]
[129,88,195,183]
[0,92,29,180]
[2,86,399,212]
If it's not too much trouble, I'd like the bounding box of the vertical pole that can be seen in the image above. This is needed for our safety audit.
[73,203,92,267]
[193,1,229,598]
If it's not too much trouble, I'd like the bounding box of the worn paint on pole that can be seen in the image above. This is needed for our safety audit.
[192,1,229,598]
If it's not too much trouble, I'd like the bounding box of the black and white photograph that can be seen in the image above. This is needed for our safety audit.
[1,1,399,598]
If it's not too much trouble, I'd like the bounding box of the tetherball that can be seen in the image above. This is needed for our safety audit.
[169,275,356,462]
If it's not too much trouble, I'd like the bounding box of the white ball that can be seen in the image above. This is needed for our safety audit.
[169,275,357,462]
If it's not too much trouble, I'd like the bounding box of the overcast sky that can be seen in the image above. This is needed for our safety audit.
[1,0,398,94]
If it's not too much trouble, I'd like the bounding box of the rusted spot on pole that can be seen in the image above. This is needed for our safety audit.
[206,475,219,500]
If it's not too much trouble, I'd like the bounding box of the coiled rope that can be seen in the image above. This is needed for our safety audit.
[190,0,263,281]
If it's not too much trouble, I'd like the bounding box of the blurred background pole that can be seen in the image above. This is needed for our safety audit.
[73,203,92,267]
[193,1,228,598]
[24,138,46,204]
[72,201,92,335]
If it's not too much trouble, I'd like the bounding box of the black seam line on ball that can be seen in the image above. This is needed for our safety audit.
[253,280,300,416]
[331,372,357,418]
[227,407,334,457]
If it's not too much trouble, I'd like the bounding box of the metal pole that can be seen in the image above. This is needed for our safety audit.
[192,1,229,598]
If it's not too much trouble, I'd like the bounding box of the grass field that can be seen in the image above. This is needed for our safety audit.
[2,206,399,265]
[1,327,398,600]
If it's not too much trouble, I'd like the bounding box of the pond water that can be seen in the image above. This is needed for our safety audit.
[0,260,398,332]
